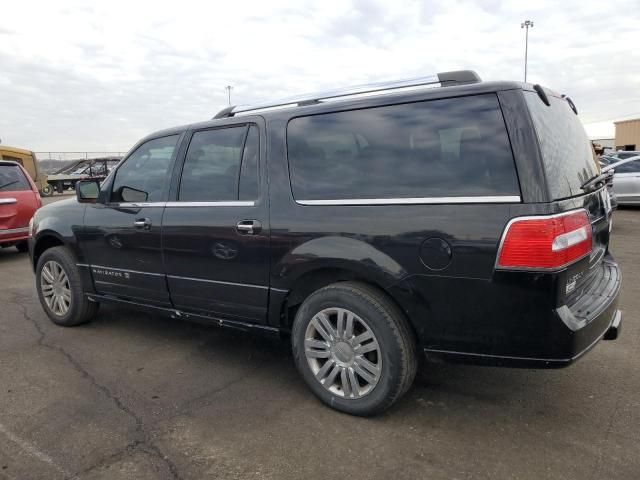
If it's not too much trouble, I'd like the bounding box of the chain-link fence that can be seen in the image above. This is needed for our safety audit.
[34,152,125,161]
[34,152,125,173]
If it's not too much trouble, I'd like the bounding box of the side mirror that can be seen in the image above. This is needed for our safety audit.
[76,180,100,203]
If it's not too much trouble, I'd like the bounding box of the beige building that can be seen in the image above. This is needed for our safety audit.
[614,118,640,151]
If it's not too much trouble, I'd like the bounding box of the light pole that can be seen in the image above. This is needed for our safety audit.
[225,85,234,106]
[521,20,534,82]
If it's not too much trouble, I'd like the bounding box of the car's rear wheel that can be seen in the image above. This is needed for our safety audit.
[36,246,98,326]
[15,241,29,253]
[292,281,417,416]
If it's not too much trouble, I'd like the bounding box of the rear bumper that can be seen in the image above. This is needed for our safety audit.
[0,226,29,244]
[424,255,622,368]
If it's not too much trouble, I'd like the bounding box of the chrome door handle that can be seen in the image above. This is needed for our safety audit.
[236,220,261,235]
[134,218,151,230]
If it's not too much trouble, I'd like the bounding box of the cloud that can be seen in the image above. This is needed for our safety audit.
[0,0,638,151]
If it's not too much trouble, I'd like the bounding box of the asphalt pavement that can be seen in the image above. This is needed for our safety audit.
[1,194,638,479]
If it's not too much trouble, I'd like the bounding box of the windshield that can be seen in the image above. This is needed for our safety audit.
[615,151,640,160]
[525,92,599,199]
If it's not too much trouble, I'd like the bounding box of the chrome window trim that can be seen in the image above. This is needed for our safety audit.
[167,274,268,290]
[109,202,165,208]
[108,201,255,208]
[0,226,29,235]
[296,196,521,206]
[0,198,18,205]
[165,201,255,207]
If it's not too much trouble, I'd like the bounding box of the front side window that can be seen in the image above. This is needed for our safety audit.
[111,135,179,203]
[0,165,31,191]
[286,94,520,201]
[179,125,259,202]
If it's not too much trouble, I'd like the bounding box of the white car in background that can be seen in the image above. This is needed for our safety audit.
[604,155,640,205]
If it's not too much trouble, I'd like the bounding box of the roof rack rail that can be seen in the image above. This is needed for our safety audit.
[212,70,481,119]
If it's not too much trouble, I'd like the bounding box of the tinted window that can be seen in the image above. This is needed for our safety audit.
[525,92,598,200]
[0,165,31,191]
[614,159,640,173]
[179,125,258,202]
[287,94,520,201]
[111,135,178,203]
[239,126,259,200]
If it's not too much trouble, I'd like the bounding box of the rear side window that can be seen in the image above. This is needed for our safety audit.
[179,125,259,202]
[287,94,520,201]
[239,126,259,201]
[0,165,31,192]
[525,92,599,200]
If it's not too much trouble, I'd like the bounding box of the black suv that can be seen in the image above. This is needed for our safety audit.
[29,71,622,416]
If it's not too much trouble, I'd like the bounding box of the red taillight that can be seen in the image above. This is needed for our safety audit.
[497,210,592,270]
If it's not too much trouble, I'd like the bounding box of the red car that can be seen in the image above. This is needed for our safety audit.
[0,160,42,252]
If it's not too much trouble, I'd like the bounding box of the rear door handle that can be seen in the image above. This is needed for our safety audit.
[236,220,262,235]
[134,218,152,230]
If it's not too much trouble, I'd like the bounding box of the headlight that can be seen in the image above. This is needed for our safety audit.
[28,217,34,237]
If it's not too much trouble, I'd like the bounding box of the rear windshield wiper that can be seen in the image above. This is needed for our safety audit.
[0,180,19,190]
[581,170,613,192]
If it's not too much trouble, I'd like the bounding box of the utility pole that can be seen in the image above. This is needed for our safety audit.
[521,20,534,82]
[225,85,234,106]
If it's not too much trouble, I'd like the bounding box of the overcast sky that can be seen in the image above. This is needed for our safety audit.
[1,0,639,153]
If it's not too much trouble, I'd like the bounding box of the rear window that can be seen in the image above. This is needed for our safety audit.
[287,94,520,202]
[525,92,599,200]
[0,165,31,192]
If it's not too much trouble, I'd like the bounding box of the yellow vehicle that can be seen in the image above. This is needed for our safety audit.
[0,145,52,196]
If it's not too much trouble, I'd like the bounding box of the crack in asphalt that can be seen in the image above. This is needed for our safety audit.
[72,439,142,477]
[11,292,184,480]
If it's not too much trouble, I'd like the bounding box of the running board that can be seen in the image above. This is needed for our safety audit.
[86,293,281,337]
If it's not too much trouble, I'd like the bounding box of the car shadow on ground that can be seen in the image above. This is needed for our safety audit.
[68,302,562,418]
[0,247,28,262]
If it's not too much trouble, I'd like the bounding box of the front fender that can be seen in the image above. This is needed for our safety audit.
[30,199,87,266]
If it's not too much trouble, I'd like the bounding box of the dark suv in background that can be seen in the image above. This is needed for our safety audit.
[29,71,622,416]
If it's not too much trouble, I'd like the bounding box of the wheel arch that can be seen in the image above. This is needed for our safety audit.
[271,235,413,329]
[277,267,417,344]
[32,231,66,270]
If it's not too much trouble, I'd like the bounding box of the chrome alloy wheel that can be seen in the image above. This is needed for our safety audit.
[304,307,382,399]
[40,260,72,316]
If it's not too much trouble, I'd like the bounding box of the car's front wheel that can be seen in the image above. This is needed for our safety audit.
[36,246,98,326]
[292,281,417,416]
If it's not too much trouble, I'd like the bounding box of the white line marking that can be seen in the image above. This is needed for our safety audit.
[0,422,76,479]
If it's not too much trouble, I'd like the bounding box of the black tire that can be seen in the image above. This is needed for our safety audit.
[40,185,53,197]
[292,281,417,416]
[15,241,29,253]
[35,246,99,326]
